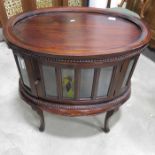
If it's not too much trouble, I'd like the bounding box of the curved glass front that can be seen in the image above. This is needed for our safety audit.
[17,56,30,89]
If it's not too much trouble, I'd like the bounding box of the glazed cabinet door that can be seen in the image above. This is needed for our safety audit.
[14,54,37,95]
[37,61,115,103]
[13,54,139,104]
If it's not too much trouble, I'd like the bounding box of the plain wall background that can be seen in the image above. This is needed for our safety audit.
[89,0,122,8]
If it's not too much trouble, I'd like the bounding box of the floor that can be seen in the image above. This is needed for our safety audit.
[143,47,155,62]
[0,41,155,155]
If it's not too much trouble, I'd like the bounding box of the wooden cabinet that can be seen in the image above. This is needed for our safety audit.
[4,8,150,131]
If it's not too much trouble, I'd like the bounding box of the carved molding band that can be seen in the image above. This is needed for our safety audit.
[12,45,145,64]
[20,80,131,111]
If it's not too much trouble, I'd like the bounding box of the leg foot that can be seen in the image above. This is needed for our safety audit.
[31,105,45,132]
[102,109,116,133]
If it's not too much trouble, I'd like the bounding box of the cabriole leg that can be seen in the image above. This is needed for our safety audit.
[102,109,116,133]
[31,105,45,132]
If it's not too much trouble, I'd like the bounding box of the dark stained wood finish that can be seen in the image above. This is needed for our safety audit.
[102,109,115,133]
[74,68,81,99]
[114,59,131,96]
[31,104,45,131]
[31,59,45,97]
[24,57,38,96]
[20,79,131,116]
[91,68,100,99]
[126,55,140,86]
[4,8,151,132]
[4,8,150,57]
[55,67,63,99]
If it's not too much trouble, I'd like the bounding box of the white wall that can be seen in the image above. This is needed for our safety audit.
[89,0,122,8]
[89,0,108,8]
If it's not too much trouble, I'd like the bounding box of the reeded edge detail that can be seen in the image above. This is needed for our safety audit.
[19,79,131,116]
[11,44,145,63]
[4,7,151,57]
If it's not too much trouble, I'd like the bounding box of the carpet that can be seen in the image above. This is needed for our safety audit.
[0,42,155,155]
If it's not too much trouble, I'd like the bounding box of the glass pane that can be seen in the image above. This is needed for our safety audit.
[42,65,57,97]
[80,69,94,98]
[122,59,135,88]
[17,56,30,88]
[97,67,113,97]
[62,69,74,98]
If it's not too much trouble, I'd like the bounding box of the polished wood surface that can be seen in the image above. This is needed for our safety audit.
[4,7,151,132]
[5,8,150,57]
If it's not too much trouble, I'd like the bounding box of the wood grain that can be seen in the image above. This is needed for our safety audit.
[4,7,151,57]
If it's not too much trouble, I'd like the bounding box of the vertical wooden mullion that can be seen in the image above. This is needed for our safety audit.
[75,68,81,99]
[24,57,38,96]
[107,66,118,98]
[38,62,48,98]
[55,67,63,99]
[126,55,140,86]
[32,59,46,97]
[108,64,124,97]
[114,60,130,96]
[91,68,100,99]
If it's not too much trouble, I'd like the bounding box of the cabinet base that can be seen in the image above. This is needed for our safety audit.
[19,80,131,117]
[19,80,130,132]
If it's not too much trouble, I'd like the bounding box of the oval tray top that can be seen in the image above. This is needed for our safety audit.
[4,7,150,57]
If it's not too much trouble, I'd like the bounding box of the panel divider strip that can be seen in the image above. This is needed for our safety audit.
[75,68,81,99]
[55,67,63,99]
[91,68,100,99]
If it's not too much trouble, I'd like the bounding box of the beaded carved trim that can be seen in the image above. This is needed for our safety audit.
[36,0,53,9]
[20,80,131,110]
[68,0,82,6]
[9,41,146,63]
[4,0,23,18]
[12,47,145,64]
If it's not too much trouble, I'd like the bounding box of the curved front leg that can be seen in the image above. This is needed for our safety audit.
[31,105,45,132]
[102,109,116,133]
